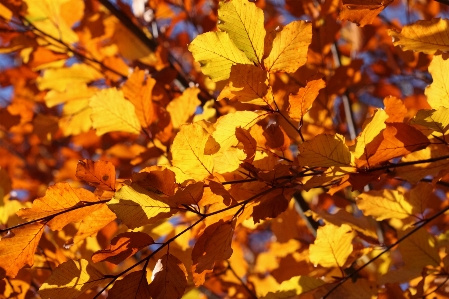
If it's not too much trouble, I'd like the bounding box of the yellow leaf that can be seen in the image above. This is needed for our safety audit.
[0,222,45,278]
[309,223,355,268]
[288,75,326,121]
[108,270,151,299]
[212,111,265,152]
[400,228,440,268]
[17,182,102,231]
[44,84,98,107]
[39,259,109,299]
[351,109,388,159]
[339,0,393,27]
[171,123,214,182]
[0,3,13,21]
[388,18,449,54]
[193,99,216,123]
[264,20,312,73]
[356,189,414,221]
[411,107,449,136]
[298,133,353,167]
[212,147,247,174]
[149,254,188,299]
[89,88,141,135]
[218,65,272,106]
[37,64,102,92]
[315,279,377,299]
[108,184,175,229]
[122,69,155,128]
[262,276,325,299]
[425,55,449,108]
[217,0,265,64]
[188,31,252,82]
[59,98,93,136]
[166,87,201,129]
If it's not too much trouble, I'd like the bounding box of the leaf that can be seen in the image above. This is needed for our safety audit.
[122,69,155,128]
[76,159,116,191]
[339,0,393,26]
[410,107,449,136]
[253,193,290,224]
[218,64,272,106]
[89,88,141,135]
[262,276,325,299]
[288,75,325,121]
[399,228,440,268]
[132,167,177,196]
[298,134,353,167]
[39,259,109,299]
[92,232,154,264]
[171,123,214,182]
[388,18,449,54]
[192,220,234,274]
[148,253,188,299]
[188,31,252,82]
[166,87,201,129]
[212,111,265,152]
[264,20,312,73]
[384,96,407,123]
[108,270,151,299]
[108,184,175,229]
[37,64,102,92]
[170,181,204,206]
[236,127,257,161]
[217,0,265,64]
[309,223,355,268]
[425,55,449,109]
[356,189,414,221]
[17,182,101,231]
[0,222,45,278]
[359,123,430,167]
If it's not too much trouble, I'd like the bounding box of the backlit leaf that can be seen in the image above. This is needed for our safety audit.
[309,223,355,268]
[76,159,116,192]
[339,0,393,26]
[253,193,290,224]
[217,0,265,64]
[288,75,326,121]
[92,232,154,264]
[411,107,449,136]
[108,270,151,299]
[298,134,353,167]
[262,275,325,299]
[388,18,449,54]
[17,182,101,231]
[149,253,188,299]
[90,88,141,135]
[0,222,45,278]
[108,184,175,229]
[188,31,252,82]
[399,228,440,268]
[192,220,234,274]
[264,20,312,73]
[37,64,102,92]
[166,87,201,129]
[425,55,449,109]
[357,189,414,221]
[39,259,109,299]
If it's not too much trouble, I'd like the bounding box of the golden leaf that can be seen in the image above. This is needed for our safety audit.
[262,276,325,299]
[76,159,116,191]
[39,259,109,299]
[309,223,355,268]
[188,31,252,82]
[37,64,102,92]
[166,87,201,129]
[388,18,449,54]
[264,20,312,73]
[298,134,353,167]
[425,55,449,109]
[357,189,414,221]
[89,88,141,135]
[288,75,325,121]
[411,107,449,137]
[217,0,265,64]
[0,222,45,278]
[339,0,393,27]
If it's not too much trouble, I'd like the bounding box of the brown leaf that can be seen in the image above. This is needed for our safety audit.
[192,220,234,274]
[76,159,116,191]
[170,181,204,206]
[0,109,20,130]
[108,270,151,299]
[235,127,257,162]
[132,166,176,196]
[92,232,154,264]
[253,193,290,224]
[263,123,290,151]
[149,254,188,299]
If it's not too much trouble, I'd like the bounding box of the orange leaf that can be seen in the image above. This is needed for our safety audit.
[92,232,154,264]
[16,182,101,231]
[339,0,393,26]
[192,220,234,274]
[0,222,45,278]
[236,127,257,162]
[132,166,177,196]
[170,181,204,206]
[253,193,289,224]
[76,159,116,191]
[122,68,155,128]
[108,270,151,299]
[384,96,407,123]
[149,253,188,299]
[359,123,430,167]
[263,123,291,151]
[288,75,325,122]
